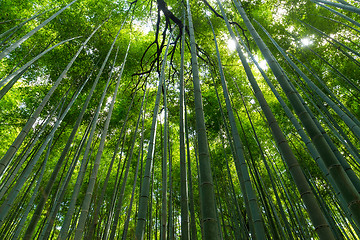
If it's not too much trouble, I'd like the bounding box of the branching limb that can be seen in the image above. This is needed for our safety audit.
[201,0,250,49]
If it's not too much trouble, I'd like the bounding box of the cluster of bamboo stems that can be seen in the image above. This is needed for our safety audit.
[0,0,360,239]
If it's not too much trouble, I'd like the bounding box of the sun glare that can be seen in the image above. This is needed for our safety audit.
[133,19,153,34]
[301,37,313,46]
[254,55,268,71]
[227,39,237,52]
[259,60,268,70]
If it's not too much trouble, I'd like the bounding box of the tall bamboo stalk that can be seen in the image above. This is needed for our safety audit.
[57,16,127,238]
[161,64,168,240]
[74,40,130,239]
[186,0,219,238]
[233,0,360,226]
[208,7,267,238]
[109,88,145,240]
[179,12,190,240]
[0,17,107,176]
[0,0,77,61]
[122,89,147,240]
[311,0,360,14]
[0,75,89,228]
[135,29,173,240]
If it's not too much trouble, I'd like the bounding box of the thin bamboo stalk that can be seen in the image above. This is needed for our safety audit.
[186,1,219,238]
[135,29,173,240]
[311,0,360,15]
[0,0,77,60]
[208,8,267,238]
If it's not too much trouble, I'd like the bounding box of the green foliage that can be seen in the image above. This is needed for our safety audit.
[1,0,360,239]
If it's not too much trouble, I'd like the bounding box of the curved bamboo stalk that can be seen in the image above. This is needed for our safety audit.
[311,0,360,15]
[0,18,107,176]
[315,3,360,29]
[58,17,126,238]
[255,20,360,141]
[0,0,77,61]
[0,75,88,228]
[233,0,360,226]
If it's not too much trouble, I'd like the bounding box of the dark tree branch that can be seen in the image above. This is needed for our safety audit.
[201,0,250,49]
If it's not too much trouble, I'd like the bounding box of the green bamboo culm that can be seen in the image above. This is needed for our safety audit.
[208,5,267,238]
[0,16,107,177]
[0,36,80,96]
[232,0,360,227]
[235,28,360,238]
[218,10,335,236]
[254,20,360,170]
[185,101,198,240]
[161,58,169,240]
[0,9,51,43]
[311,0,360,15]
[314,3,360,29]
[19,21,106,240]
[0,73,89,230]
[135,29,174,240]
[122,88,148,240]
[179,11,190,240]
[57,16,128,239]
[210,76,250,239]
[0,0,77,61]
[74,38,131,239]
[186,0,220,239]
[109,83,143,240]
[10,97,65,240]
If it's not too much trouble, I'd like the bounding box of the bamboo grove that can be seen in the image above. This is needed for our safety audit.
[1,0,360,239]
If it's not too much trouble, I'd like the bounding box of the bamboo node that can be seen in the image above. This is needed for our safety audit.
[314,224,329,231]
[328,163,341,171]
[300,190,312,197]
[311,132,323,142]
[201,181,214,186]
[348,199,360,208]
[202,218,215,223]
